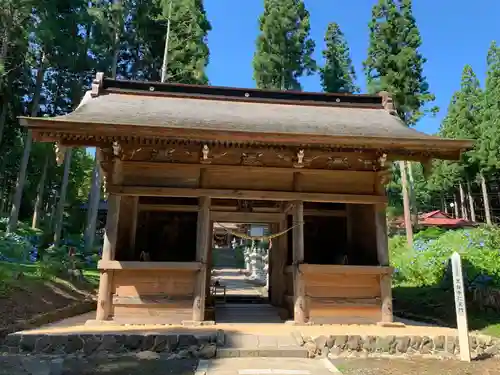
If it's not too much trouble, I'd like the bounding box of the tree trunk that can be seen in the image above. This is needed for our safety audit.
[53,148,72,246]
[0,99,8,148]
[406,162,418,227]
[459,182,467,220]
[7,56,46,233]
[441,193,448,214]
[453,193,459,218]
[399,161,413,247]
[466,178,476,222]
[32,154,49,229]
[0,26,9,146]
[111,0,121,80]
[85,158,101,252]
[479,172,492,225]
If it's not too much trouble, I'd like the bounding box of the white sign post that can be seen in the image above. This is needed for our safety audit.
[451,252,471,362]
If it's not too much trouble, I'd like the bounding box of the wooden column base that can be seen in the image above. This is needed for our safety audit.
[380,273,393,323]
[96,270,113,320]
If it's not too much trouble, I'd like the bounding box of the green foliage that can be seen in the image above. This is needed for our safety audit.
[129,0,212,83]
[253,0,316,90]
[390,226,500,287]
[364,0,436,125]
[476,41,500,172]
[319,22,358,93]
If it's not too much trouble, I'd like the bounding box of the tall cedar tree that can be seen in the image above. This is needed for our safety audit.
[320,22,358,93]
[364,0,436,126]
[431,66,483,191]
[477,41,500,171]
[253,0,316,90]
[131,0,211,84]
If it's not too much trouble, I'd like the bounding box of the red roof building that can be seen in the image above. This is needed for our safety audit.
[391,210,476,230]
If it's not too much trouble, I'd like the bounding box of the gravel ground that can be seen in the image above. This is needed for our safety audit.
[335,357,500,375]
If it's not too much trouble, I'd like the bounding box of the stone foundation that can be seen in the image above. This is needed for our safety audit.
[0,330,224,359]
[296,333,500,359]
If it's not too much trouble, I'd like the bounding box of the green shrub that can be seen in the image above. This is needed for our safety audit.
[390,226,500,288]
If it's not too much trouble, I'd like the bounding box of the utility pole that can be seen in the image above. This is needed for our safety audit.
[160,0,173,83]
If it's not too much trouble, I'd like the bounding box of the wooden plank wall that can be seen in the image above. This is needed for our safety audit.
[110,269,197,323]
[121,163,377,195]
[303,266,382,324]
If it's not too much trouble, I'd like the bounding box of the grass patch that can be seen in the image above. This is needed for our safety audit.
[393,284,500,337]
[0,261,99,295]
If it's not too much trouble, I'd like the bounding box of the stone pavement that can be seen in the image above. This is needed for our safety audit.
[201,357,338,374]
[212,269,264,297]
[218,332,306,358]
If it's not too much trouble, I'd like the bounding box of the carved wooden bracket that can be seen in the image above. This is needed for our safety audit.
[152,148,177,162]
[378,153,388,168]
[54,142,66,166]
[112,141,122,157]
[241,152,264,166]
[326,156,350,170]
[200,145,211,164]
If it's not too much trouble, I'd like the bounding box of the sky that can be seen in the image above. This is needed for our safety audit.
[204,0,500,135]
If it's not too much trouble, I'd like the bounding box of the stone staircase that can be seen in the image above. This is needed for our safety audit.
[213,247,239,268]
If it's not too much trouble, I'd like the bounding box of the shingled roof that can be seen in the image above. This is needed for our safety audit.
[19,74,473,159]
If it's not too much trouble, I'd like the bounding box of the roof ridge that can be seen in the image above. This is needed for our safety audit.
[94,72,386,108]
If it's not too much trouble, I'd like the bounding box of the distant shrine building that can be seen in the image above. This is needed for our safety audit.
[20,74,472,325]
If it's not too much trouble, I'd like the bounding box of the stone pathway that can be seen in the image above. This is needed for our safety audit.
[212,269,264,297]
[202,357,337,374]
[216,304,282,324]
[218,332,305,358]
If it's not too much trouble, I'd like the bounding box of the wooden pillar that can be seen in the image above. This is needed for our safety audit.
[205,220,214,310]
[270,218,287,307]
[375,203,392,322]
[292,200,306,323]
[193,196,211,321]
[96,194,121,321]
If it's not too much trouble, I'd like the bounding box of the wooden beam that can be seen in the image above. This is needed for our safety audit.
[193,196,211,321]
[211,211,284,223]
[98,260,202,270]
[113,295,193,305]
[139,204,199,212]
[298,264,393,275]
[96,194,121,321]
[109,185,387,204]
[287,209,346,217]
[292,200,307,324]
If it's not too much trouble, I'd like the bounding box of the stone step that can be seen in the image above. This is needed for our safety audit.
[217,347,308,358]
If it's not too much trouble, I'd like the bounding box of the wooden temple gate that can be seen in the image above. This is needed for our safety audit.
[20,74,472,325]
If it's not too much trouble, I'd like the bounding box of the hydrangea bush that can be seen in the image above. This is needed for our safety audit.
[390,226,500,288]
